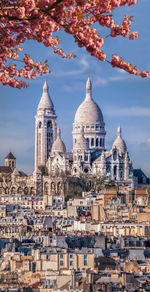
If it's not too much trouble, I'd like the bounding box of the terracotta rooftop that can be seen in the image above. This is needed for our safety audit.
[135,188,148,195]
[104,187,117,195]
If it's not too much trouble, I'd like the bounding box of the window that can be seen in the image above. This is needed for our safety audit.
[86,138,89,148]
[70,261,73,266]
[114,165,117,176]
[100,138,102,147]
[39,121,42,128]
[113,150,117,161]
[60,261,63,266]
[91,138,94,146]
[60,254,63,259]
[70,255,73,258]
[84,155,88,161]
[47,121,52,128]
[84,255,88,266]
[96,138,99,147]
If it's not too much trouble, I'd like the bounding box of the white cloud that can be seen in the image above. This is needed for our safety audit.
[106,106,150,117]
[53,56,90,77]
[93,76,109,86]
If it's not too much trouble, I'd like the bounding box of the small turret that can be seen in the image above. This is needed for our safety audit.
[5,152,16,169]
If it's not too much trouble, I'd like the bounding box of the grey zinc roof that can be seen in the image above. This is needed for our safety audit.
[129,249,145,261]
[5,152,16,159]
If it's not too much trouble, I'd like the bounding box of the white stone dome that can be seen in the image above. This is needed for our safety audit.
[74,126,88,151]
[74,78,103,124]
[51,128,66,153]
[112,126,127,154]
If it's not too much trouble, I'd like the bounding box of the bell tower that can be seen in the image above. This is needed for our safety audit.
[34,81,57,170]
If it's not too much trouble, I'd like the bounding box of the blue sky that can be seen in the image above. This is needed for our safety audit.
[0,1,150,176]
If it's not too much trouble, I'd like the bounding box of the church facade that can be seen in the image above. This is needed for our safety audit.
[0,79,133,197]
[33,78,133,196]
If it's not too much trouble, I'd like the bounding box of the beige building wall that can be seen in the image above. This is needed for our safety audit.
[77,253,94,270]
[137,212,150,223]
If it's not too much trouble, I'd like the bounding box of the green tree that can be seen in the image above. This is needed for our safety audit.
[38,165,48,176]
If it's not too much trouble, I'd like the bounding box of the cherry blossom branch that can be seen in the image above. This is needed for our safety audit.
[0,0,149,89]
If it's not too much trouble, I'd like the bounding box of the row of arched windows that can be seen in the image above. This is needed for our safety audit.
[38,120,52,129]
[0,186,35,195]
[86,137,104,148]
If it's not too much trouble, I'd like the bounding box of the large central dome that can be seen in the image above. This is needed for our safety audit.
[74,78,103,124]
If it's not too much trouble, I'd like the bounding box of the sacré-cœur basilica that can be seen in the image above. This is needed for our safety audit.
[0,78,139,197]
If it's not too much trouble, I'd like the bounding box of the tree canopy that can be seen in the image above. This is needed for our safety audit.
[0,0,149,88]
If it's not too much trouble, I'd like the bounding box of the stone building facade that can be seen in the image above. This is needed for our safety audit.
[33,78,132,195]
[0,79,133,196]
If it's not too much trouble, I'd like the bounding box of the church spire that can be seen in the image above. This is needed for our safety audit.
[57,127,61,138]
[117,125,121,138]
[85,77,92,100]
[38,80,54,112]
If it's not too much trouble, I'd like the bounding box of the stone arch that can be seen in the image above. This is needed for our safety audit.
[18,187,23,194]
[5,187,9,194]
[24,187,28,195]
[51,182,56,195]
[30,187,35,195]
[73,167,77,174]
[57,182,62,194]
[11,187,16,194]
[55,165,60,175]
[44,182,49,196]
